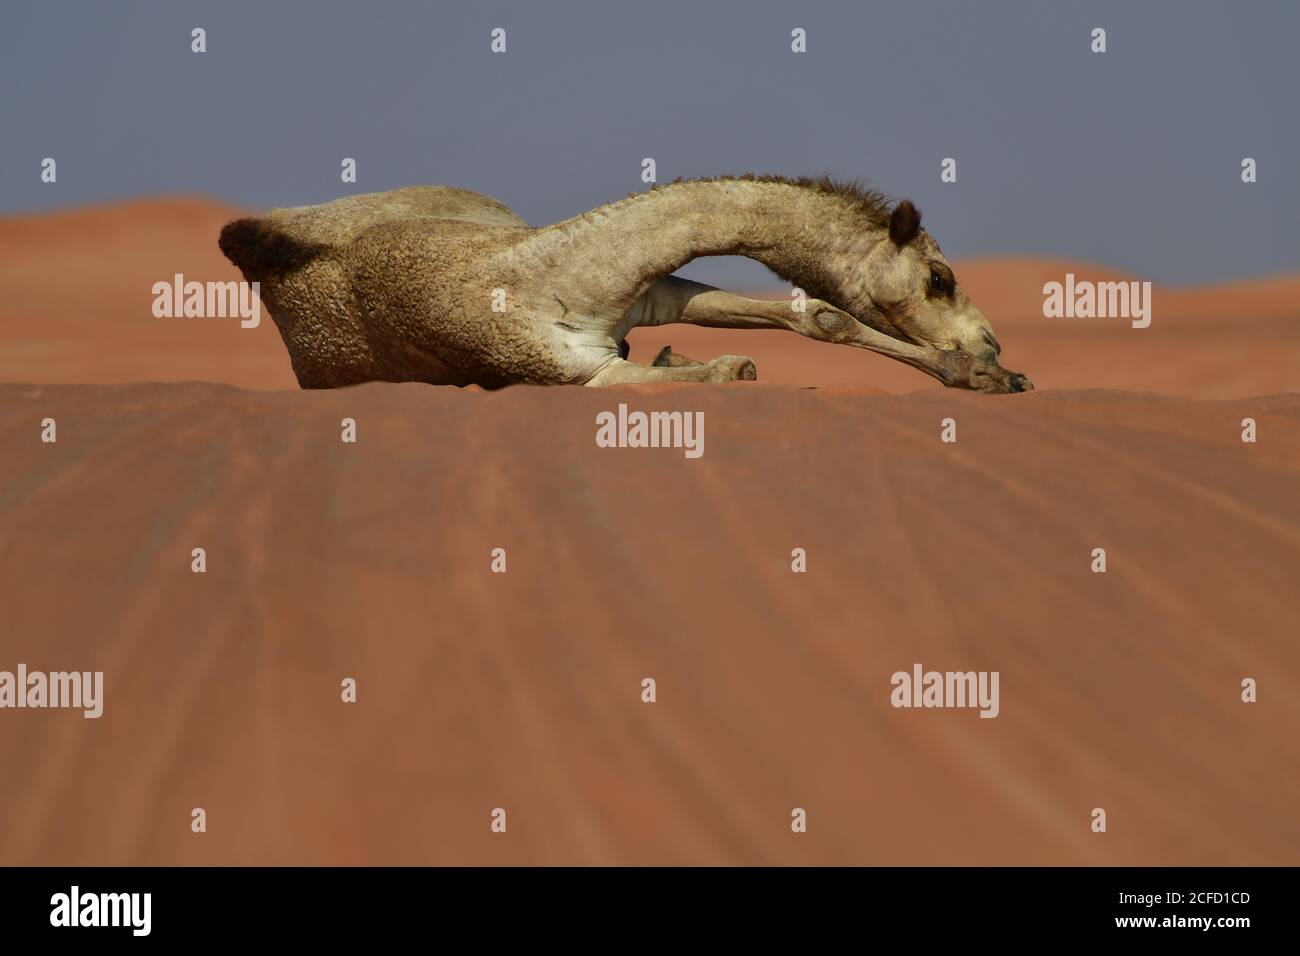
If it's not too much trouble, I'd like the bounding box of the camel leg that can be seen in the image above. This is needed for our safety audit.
[652,345,704,368]
[584,355,756,386]
[632,276,1015,390]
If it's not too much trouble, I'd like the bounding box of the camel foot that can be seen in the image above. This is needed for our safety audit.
[584,355,757,386]
[704,354,758,382]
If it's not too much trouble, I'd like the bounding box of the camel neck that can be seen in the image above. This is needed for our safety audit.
[500,179,885,318]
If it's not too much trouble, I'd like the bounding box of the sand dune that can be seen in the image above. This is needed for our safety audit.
[0,382,1296,865]
[0,197,295,390]
[0,198,1297,865]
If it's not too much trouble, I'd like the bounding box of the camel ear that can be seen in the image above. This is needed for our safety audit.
[888,200,922,247]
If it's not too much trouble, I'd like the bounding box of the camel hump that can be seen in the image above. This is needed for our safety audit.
[220,186,527,280]
[272,186,526,244]
[218,217,329,280]
[349,185,529,228]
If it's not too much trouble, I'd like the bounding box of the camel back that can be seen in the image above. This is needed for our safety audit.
[218,185,527,281]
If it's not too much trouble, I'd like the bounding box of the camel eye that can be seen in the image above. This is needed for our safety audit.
[930,269,945,291]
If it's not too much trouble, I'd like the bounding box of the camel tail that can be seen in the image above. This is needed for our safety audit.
[218,217,329,281]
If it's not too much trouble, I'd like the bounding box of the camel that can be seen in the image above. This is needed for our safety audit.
[218,176,1032,393]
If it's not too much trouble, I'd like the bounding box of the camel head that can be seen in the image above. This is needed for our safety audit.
[838,200,1032,393]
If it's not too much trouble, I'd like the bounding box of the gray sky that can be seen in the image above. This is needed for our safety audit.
[2,0,1296,286]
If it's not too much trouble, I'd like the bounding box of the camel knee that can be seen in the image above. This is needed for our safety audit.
[806,301,858,342]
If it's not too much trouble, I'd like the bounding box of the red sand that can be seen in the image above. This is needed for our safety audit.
[0,198,1297,864]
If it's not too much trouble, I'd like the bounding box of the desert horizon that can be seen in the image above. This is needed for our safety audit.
[4,195,1297,399]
